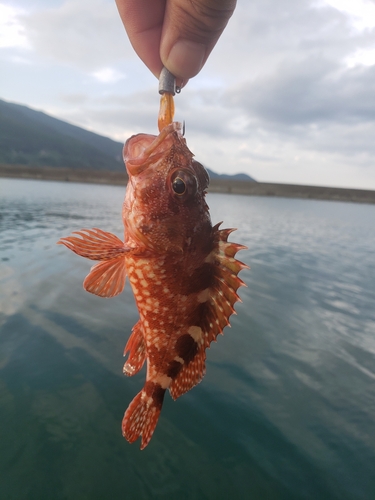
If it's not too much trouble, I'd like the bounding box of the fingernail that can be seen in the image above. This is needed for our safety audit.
[166,40,206,80]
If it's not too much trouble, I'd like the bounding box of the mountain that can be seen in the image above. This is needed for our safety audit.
[0,98,123,171]
[207,171,255,181]
[0,98,255,181]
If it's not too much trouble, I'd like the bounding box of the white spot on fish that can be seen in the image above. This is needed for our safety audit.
[197,288,209,303]
[188,326,202,342]
[156,374,172,389]
[135,269,144,279]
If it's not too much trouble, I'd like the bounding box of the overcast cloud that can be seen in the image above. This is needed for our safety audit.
[1,0,375,189]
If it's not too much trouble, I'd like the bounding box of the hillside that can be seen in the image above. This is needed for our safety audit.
[0,98,255,181]
[0,99,123,172]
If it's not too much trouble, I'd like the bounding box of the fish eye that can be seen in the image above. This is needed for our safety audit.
[172,177,186,195]
[170,170,197,199]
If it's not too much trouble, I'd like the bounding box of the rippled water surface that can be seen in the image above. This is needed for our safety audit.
[1,178,375,500]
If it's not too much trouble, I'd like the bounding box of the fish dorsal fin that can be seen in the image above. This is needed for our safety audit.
[201,223,248,348]
[58,228,129,297]
[123,321,146,376]
[170,225,248,400]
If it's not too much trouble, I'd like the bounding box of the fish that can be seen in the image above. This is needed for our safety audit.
[58,120,248,449]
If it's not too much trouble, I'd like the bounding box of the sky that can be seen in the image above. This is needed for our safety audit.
[1,0,375,189]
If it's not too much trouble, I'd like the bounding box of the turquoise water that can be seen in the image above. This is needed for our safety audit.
[1,178,375,500]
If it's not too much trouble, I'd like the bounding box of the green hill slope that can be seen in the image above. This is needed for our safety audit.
[0,99,123,171]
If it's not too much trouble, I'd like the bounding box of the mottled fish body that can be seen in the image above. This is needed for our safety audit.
[58,122,247,449]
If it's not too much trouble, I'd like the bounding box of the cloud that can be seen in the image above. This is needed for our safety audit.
[19,0,133,71]
[178,0,375,187]
[51,90,160,143]
[346,48,375,68]
[0,4,29,49]
[91,67,126,84]
[204,0,350,82]
[229,58,375,127]
[2,0,375,189]
[317,0,375,31]
[58,93,88,105]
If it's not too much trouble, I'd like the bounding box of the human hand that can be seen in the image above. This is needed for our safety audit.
[115,0,236,87]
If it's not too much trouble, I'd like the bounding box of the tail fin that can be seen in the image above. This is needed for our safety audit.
[122,383,165,450]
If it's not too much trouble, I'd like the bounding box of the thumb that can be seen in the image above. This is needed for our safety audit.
[160,0,236,82]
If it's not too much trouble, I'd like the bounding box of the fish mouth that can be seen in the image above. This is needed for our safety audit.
[124,122,183,177]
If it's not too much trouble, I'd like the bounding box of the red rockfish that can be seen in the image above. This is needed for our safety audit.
[58,122,247,449]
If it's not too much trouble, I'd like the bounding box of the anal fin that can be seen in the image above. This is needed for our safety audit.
[169,344,206,400]
[123,321,146,376]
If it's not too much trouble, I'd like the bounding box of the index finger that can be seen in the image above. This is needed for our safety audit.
[115,0,166,79]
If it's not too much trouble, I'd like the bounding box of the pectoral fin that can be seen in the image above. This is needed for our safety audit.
[58,228,127,260]
[83,257,127,297]
[58,228,130,298]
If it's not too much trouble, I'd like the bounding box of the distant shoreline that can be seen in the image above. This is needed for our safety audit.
[1,164,375,205]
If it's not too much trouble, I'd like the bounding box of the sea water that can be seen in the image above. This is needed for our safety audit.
[1,178,375,500]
